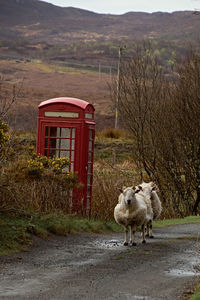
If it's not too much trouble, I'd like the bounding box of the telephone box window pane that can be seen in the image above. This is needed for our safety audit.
[87,175,91,185]
[50,139,57,149]
[56,149,60,157]
[89,141,92,151]
[71,140,75,150]
[45,138,48,148]
[56,138,61,149]
[88,164,91,173]
[71,163,74,172]
[44,111,79,118]
[72,128,75,138]
[60,139,70,150]
[61,128,70,138]
[60,151,70,158]
[57,127,61,137]
[89,130,93,139]
[45,127,49,136]
[88,152,92,162]
[86,197,90,209]
[49,149,56,157]
[50,127,58,137]
[45,150,48,156]
[85,113,93,119]
[71,151,74,161]
[87,187,91,196]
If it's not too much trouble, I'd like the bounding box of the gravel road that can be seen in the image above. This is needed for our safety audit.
[0,223,200,300]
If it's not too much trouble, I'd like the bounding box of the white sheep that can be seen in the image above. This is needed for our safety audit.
[139,181,162,238]
[114,186,152,246]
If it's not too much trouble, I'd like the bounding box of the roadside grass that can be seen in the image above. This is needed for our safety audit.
[153,216,200,227]
[1,212,200,256]
[0,212,122,256]
[189,283,200,300]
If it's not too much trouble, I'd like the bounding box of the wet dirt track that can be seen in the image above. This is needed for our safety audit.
[0,223,200,300]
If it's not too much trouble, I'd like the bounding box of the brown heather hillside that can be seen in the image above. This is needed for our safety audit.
[0,60,113,131]
[0,0,200,44]
[0,0,200,131]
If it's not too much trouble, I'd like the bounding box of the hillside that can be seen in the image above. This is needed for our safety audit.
[0,0,199,44]
[0,0,200,131]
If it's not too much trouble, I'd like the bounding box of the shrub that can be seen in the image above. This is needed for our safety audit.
[0,119,10,159]
[103,128,121,139]
[0,134,80,214]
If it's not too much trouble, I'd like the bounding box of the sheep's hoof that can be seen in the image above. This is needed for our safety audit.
[123,242,128,246]
[130,242,137,246]
[142,240,146,244]
[149,235,154,239]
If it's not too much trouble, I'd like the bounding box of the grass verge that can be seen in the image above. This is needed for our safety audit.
[189,284,200,300]
[0,212,122,256]
[153,216,200,227]
[1,213,200,256]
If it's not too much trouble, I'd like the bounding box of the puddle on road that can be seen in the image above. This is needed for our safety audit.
[93,239,123,250]
[94,238,200,279]
[68,258,98,266]
[166,250,200,278]
[169,269,197,277]
[107,292,152,300]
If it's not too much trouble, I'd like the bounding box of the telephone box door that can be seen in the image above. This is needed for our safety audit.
[41,122,80,173]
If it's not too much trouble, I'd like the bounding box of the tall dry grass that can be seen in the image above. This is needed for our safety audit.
[91,160,141,220]
[91,160,178,221]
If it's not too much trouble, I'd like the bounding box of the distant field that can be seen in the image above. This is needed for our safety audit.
[0,59,114,130]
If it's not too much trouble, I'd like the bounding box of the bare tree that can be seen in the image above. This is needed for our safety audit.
[172,51,200,214]
[0,76,23,119]
[114,43,200,216]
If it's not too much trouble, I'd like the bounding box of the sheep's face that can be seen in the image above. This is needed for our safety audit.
[121,187,139,207]
[139,181,159,198]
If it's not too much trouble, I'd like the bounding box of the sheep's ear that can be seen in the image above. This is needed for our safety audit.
[135,189,140,194]
[118,188,123,193]
[151,183,158,191]
[133,185,142,193]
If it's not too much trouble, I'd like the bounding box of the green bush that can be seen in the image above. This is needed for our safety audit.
[0,131,80,214]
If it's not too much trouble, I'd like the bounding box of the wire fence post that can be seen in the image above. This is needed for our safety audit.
[115,46,125,129]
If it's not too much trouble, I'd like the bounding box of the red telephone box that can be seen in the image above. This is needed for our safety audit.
[36,97,95,213]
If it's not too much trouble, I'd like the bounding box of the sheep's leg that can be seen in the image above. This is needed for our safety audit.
[130,225,137,246]
[146,221,154,238]
[124,227,129,246]
[141,224,146,243]
[149,222,154,238]
[146,223,150,237]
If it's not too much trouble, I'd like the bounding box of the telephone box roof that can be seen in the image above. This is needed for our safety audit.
[38,97,94,110]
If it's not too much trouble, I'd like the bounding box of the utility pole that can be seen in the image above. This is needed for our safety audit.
[115,46,125,129]
[98,63,101,81]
